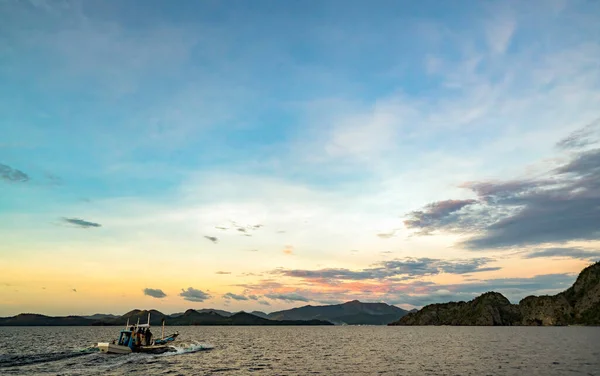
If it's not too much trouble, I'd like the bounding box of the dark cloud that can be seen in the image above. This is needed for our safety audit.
[523,247,600,261]
[404,146,600,249]
[223,292,249,301]
[179,287,211,302]
[265,293,310,302]
[215,226,228,230]
[215,271,231,275]
[258,300,271,306]
[204,236,218,244]
[72,288,77,292]
[248,295,259,300]
[62,217,101,228]
[556,118,600,150]
[275,257,500,282]
[404,199,477,235]
[143,288,167,298]
[0,163,29,183]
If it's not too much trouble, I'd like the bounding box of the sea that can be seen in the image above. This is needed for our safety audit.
[0,326,598,375]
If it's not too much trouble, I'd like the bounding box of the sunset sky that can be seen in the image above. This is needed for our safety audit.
[1,0,599,316]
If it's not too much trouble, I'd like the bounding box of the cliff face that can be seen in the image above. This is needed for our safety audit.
[390,262,600,326]
[396,292,520,326]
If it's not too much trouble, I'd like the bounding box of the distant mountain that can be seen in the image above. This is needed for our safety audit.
[97,309,168,326]
[268,300,408,325]
[0,310,331,326]
[195,308,233,317]
[250,311,269,319]
[390,262,600,326]
[0,314,94,326]
[83,313,119,320]
[168,309,331,325]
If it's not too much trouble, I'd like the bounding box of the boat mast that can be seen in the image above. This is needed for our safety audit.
[161,317,165,340]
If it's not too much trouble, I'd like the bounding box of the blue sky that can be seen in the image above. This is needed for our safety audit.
[1,0,599,315]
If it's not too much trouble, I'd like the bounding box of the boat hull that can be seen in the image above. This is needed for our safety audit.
[98,343,132,354]
[98,342,174,355]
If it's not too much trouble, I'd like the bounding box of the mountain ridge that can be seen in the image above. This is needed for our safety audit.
[268,300,408,325]
[390,262,600,326]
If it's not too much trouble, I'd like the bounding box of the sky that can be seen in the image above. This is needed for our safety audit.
[1,0,599,316]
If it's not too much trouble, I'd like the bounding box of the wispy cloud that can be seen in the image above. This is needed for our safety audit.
[215,271,231,275]
[484,9,516,55]
[377,229,401,239]
[0,163,29,183]
[179,287,211,302]
[223,292,249,301]
[143,288,167,299]
[283,245,294,255]
[524,247,600,261]
[62,217,101,228]
[556,118,600,150]
[265,293,310,303]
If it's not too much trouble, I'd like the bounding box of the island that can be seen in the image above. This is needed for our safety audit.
[389,261,600,326]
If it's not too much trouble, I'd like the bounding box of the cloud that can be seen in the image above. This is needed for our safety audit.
[283,245,294,255]
[264,293,310,302]
[403,145,600,249]
[72,288,77,292]
[179,287,211,302]
[377,229,400,239]
[404,199,477,235]
[215,271,231,275]
[274,257,500,282]
[485,11,516,55]
[248,295,259,300]
[62,217,102,228]
[258,300,271,306]
[523,247,600,261]
[204,236,218,244]
[0,163,29,183]
[251,272,576,308]
[143,288,167,298]
[223,292,249,301]
[556,118,600,149]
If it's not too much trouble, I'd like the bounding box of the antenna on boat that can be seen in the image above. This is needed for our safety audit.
[161,317,165,340]
[148,312,151,327]
[125,318,129,329]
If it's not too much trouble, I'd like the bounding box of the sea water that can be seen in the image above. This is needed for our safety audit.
[0,326,598,375]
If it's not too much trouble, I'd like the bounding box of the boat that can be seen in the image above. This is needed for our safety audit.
[98,313,179,354]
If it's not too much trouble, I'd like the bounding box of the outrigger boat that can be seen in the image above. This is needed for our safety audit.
[98,313,179,354]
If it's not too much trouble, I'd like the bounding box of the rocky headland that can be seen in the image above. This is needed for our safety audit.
[389,261,600,326]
